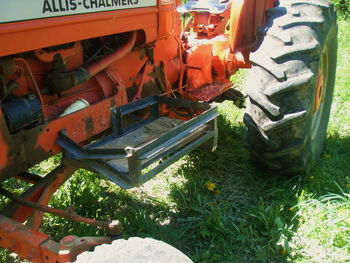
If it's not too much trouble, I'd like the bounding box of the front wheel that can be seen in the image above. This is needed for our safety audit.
[244,0,338,174]
[74,237,193,263]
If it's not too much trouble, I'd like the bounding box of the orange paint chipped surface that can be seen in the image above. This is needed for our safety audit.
[186,44,213,90]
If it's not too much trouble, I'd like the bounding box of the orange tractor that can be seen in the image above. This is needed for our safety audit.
[0,0,337,262]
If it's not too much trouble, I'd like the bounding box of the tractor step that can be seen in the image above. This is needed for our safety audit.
[186,81,234,102]
[57,96,218,189]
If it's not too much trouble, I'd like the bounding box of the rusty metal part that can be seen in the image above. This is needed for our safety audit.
[59,235,114,262]
[225,51,252,75]
[0,214,64,263]
[25,165,78,230]
[87,31,137,77]
[186,44,213,90]
[34,42,82,64]
[0,186,121,236]
[0,79,19,101]
[175,36,185,93]
[46,55,90,95]
[1,164,75,224]
[0,165,118,263]
[131,61,149,102]
[46,31,136,95]
[0,214,113,263]
[0,61,22,100]
[185,65,201,70]
[0,59,17,76]
[186,81,234,102]
[0,92,127,182]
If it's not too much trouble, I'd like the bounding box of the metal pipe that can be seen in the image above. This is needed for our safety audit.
[0,186,121,235]
[131,61,149,102]
[175,36,185,93]
[87,31,137,77]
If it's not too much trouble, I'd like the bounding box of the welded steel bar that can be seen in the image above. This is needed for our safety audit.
[0,186,120,235]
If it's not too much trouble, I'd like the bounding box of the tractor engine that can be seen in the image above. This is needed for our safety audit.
[0,0,186,180]
[0,0,274,181]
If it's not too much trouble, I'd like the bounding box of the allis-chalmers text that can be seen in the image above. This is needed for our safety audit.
[43,0,140,13]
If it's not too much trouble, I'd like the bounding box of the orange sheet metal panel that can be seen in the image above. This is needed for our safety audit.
[0,92,125,181]
[0,6,158,57]
[158,0,176,38]
[0,214,63,262]
[229,0,275,52]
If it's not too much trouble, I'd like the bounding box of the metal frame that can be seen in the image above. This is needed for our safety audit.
[0,164,121,262]
[58,96,219,189]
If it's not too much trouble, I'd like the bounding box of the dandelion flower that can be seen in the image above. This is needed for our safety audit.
[206,182,215,191]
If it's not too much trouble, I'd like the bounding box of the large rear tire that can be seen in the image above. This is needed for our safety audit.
[244,0,337,174]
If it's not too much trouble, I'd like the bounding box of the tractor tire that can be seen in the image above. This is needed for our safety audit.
[74,237,193,263]
[244,0,337,175]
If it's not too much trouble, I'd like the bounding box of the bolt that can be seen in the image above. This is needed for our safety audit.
[60,235,77,247]
[106,220,121,237]
[62,235,76,243]
[60,235,79,249]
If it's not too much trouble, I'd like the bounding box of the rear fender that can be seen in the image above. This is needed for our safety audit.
[229,0,275,52]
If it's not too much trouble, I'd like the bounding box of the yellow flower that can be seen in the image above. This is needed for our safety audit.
[206,182,216,191]
[309,176,314,180]
[215,189,221,195]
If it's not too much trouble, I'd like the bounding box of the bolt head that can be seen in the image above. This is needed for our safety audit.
[62,235,76,243]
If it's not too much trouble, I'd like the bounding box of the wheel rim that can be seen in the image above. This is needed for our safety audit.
[311,46,328,141]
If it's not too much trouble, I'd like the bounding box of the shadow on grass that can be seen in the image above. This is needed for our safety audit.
[39,114,350,263]
[38,115,295,262]
[161,115,350,262]
[2,114,349,263]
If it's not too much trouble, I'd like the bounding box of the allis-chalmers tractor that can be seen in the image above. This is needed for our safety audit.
[0,0,337,262]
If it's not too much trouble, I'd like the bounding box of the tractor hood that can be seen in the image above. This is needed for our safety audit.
[0,0,157,24]
[0,0,176,57]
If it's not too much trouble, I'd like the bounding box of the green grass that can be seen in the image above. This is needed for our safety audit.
[1,20,349,263]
